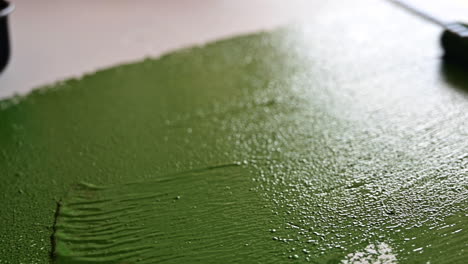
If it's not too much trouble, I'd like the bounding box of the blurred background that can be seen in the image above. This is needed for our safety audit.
[0,0,467,99]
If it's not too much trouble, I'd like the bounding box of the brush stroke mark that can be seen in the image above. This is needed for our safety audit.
[52,164,276,263]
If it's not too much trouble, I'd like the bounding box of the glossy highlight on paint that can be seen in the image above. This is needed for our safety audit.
[1,1,468,262]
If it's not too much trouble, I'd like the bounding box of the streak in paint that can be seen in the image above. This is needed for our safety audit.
[53,164,276,263]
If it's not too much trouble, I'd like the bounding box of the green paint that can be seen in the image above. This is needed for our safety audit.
[0,1,467,262]
[54,165,277,263]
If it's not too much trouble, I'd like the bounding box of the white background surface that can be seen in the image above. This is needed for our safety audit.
[0,0,466,99]
[0,0,315,99]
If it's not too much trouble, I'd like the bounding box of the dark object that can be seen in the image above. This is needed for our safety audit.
[0,0,14,73]
[389,0,468,66]
[441,59,468,94]
[441,23,468,66]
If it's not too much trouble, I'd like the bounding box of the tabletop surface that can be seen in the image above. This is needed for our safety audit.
[0,0,467,263]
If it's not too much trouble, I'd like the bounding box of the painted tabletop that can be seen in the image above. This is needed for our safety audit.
[0,0,467,263]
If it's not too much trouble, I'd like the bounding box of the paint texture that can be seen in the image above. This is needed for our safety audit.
[0,0,467,263]
[54,165,276,263]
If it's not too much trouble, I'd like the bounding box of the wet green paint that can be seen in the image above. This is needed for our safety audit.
[0,0,467,262]
[54,165,278,263]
